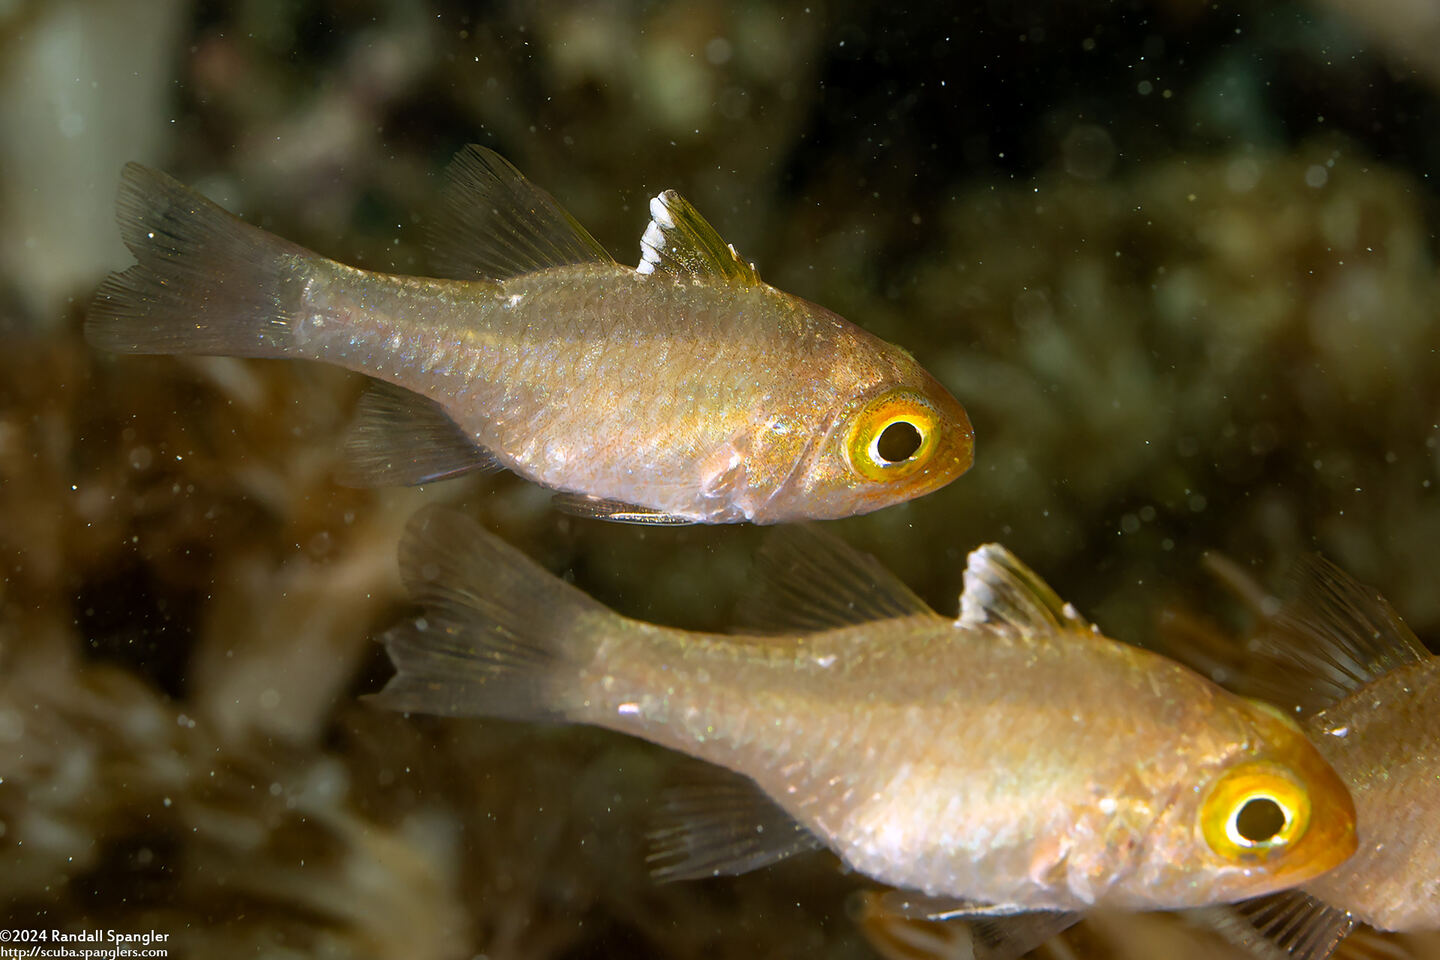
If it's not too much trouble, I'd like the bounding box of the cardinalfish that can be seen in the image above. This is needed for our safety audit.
[1164,556,1440,959]
[370,510,1355,916]
[84,147,973,524]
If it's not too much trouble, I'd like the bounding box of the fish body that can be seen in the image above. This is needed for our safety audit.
[1303,662,1440,930]
[85,147,973,523]
[373,511,1356,913]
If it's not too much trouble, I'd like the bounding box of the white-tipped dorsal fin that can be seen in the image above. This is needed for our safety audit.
[636,190,762,285]
[425,145,614,282]
[958,544,1092,635]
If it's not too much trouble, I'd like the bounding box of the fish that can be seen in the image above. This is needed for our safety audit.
[1163,555,1440,959]
[84,147,974,524]
[369,508,1356,915]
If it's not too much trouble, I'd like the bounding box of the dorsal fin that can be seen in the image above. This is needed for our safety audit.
[1249,556,1428,713]
[425,145,614,282]
[734,525,939,634]
[636,190,763,285]
[957,545,1092,635]
[1209,555,1434,713]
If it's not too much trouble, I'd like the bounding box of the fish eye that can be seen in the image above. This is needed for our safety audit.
[845,389,940,482]
[874,420,923,463]
[1199,761,1311,861]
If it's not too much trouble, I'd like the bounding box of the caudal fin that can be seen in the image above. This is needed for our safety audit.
[86,163,313,358]
[368,507,615,721]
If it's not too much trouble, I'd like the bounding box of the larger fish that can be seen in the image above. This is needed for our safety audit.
[371,509,1356,914]
[1168,556,1440,959]
[85,147,973,524]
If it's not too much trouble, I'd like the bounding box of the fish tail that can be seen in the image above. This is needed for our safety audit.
[367,506,617,721]
[86,163,313,358]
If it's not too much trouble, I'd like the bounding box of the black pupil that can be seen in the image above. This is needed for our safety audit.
[875,421,923,463]
[1235,797,1286,843]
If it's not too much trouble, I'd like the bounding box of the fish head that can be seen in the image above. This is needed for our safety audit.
[758,346,974,522]
[1137,695,1356,906]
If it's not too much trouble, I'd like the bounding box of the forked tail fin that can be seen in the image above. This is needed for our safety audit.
[367,507,618,721]
[86,163,315,358]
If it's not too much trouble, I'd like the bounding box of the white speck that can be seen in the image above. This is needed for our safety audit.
[649,193,676,228]
[638,219,666,274]
[1098,797,1117,815]
[505,293,524,308]
[813,654,837,668]
[617,702,641,716]
[1327,726,1349,738]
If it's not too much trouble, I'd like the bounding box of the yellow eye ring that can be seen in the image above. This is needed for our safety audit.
[1199,761,1312,862]
[844,389,940,483]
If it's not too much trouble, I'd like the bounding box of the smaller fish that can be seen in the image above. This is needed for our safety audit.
[85,147,973,523]
[370,509,1355,916]
[1163,555,1440,960]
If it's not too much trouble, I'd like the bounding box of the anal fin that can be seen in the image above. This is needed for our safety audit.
[1192,891,1355,960]
[647,769,824,881]
[337,380,499,486]
[552,493,695,525]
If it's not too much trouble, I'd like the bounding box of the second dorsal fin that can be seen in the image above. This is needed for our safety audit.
[425,145,615,282]
[636,190,762,285]
[1248,555,1429,713]
[957,545,1092,636]
[734,525,939,634]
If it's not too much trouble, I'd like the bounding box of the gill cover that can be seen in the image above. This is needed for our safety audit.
[845,388,943,482]
[1200,761,1313,861]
